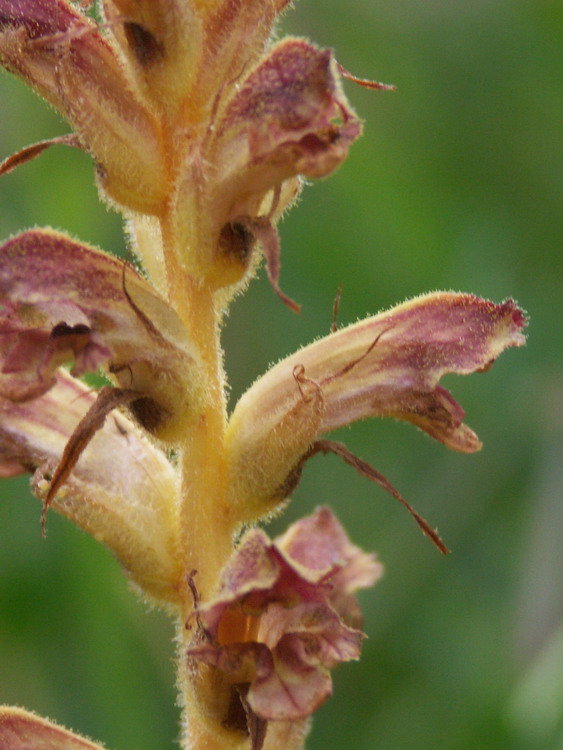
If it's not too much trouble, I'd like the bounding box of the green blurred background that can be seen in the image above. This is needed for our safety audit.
[1,1,561,749]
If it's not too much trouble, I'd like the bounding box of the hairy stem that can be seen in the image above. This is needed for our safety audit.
[160,210,243,749]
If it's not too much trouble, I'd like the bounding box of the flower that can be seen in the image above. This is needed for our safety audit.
[0,0,166,213]
[0,368,182,601]
[225,292,527,520]
[0,228,206,441]
[188,507,382,739]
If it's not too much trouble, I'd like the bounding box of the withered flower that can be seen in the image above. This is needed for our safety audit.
[0,228,205,441]
[188,508,382,741]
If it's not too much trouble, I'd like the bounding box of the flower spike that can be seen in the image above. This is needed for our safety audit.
[0,1,528,747]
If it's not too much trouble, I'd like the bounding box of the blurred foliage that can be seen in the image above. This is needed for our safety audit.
[0,2,561,749]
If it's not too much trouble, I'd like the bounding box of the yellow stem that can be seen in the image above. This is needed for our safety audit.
[160,210,245,749]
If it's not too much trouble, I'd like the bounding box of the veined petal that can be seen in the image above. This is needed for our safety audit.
[0,706,108,750]
[211,38,361,220]
[0,229,205,440]
[0,369,182,602]
[277,505,383,628]
[225,293,527,513]
[0,0,165,213]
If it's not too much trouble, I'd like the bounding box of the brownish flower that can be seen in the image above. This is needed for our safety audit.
[225,292,527,520]
[188,507,382,726]
[0,228,206,440]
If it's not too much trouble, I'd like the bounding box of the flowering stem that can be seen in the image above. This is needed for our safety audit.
[159,211,234,588]
[159,211,243,747]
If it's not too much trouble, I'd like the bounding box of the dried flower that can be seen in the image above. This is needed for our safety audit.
[0,228,205,440]
[188,507,382,745]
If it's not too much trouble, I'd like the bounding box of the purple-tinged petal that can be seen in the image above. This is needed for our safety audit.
[173,39,361,289]
[0,0,79,42]
[0,705,109,750]
[193,0,293,108]
[210,38,361,216]
[188,508,378,721]
[0,0,165,213]
[0,229,206,440]
[249,632,334,720]
[0,455,25,476]
[0,369,182,602]
[225,293,527,514]
[276,506,382,628]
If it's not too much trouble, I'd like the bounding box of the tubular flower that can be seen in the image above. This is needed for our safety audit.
[0,228,207,441]
[225,292,527,519]
[188,507,382,741]
[0,0,166,214]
